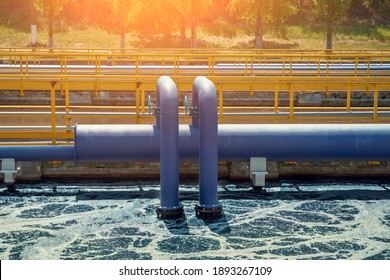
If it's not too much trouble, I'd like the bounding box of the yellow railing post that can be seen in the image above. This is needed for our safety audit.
[94,55,98,74]
[326,56,329,76]
[98,56,101,75]
[208,56,211,76]
[374,84,378,123]
[25,55,29,74]
[354,57,358,77]
[50,82,57,145]
[174,56,178,76]
[65,84,70,128]
[60,55,63,75]
[135,83,140,124]
[141,83,145,124]
[64,55,68,75]
[218,85,223,124]
[274,86,279,113]
[250,56,254,75]
[346,85,351,124]
[274,86,279,124]
[245,57,248,76]
[289,84,294,124]
[19,55,23,74]
[317,57,321,77]
[212,56,216,76]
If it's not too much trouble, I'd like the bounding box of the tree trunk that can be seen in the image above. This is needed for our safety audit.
[180,15,186,45]
[30,0,38,46]
[48,3,54,49]
[326,17,333,50]
[120,11,125,50]
[120,31,125,50]
[255,11,263,49]
[48,15,53,48]
[191,15,196,48]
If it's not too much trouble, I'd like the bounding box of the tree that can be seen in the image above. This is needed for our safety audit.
[34,0,67,48]
[117,0,131,49]
[116,0,211,48]
[363,0,390,24]
[315,0,352,49]
[228,0,297,48]
[170,0,212,47]
[109,0,136,49]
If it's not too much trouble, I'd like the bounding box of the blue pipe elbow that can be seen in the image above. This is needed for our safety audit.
[155,76,183,219]
[192,77,222,219]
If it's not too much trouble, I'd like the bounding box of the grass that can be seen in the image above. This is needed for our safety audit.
[0,24,389,49]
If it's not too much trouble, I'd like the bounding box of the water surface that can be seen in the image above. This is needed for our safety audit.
[0,179,389,260]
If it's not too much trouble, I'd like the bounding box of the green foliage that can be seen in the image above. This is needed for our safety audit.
[201,20,238,38]
[135,0,212,34]
[228,0,297,48]
[128,0,178,35]
[1,23,390,49]
[314,0,352,21]
[0,0,30,30]
[228,0,297,25]
[1,0,389,49]
[34,0,67,18]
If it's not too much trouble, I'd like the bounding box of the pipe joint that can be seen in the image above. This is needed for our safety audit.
[195,205,222,220]
[156,205,184,220]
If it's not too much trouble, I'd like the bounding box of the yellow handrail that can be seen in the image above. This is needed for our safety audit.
[1,48,390,145]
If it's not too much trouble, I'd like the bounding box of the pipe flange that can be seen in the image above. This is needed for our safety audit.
[156,205,184,220]
[195,205,222,220]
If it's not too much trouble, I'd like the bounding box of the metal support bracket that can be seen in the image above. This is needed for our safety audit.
[1,158,21,184]
[184,96,189,115]
[250,157,268,187]
[189,106,199,116]
[147,95,155,115]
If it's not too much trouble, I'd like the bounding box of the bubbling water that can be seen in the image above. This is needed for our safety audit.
[0,180,389,260]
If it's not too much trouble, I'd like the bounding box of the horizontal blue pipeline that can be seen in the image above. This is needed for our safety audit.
[1,124,390,162]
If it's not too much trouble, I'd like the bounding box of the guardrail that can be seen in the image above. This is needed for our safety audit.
[2,47,390,54]
[1,49,390,145]
[1,49,390,77]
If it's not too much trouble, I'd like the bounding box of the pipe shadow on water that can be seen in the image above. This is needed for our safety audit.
[203,212,232,235]
[163,215,190,235]
[2,177,390,202]
[75,189,160,201]
[1,187,390,202]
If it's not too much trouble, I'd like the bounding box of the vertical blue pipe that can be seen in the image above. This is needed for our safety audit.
[155,76,183,219]
[192,76,222,218]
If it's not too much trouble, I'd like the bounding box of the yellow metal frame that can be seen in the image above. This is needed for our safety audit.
[1,49,390,77]
[1,48,390,145]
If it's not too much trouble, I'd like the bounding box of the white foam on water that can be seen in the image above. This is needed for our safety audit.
[0,182,389,260]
